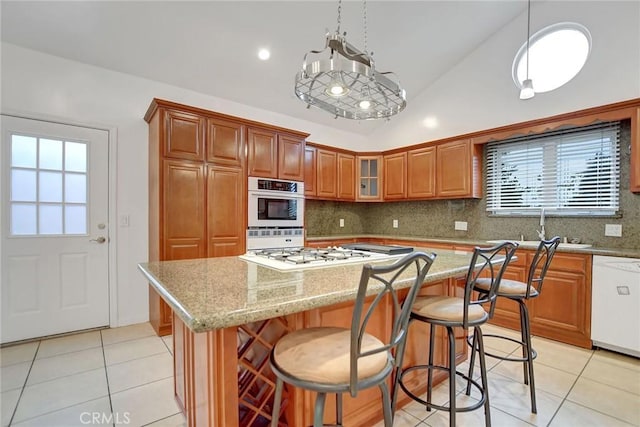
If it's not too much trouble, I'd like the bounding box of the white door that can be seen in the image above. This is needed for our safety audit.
[1,115,110,344]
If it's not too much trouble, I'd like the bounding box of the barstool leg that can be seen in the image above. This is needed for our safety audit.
[426,323,436,412]
[522,302,537,413]
[391,318,412,415]
[466,329,478,395]
[518,300,529,385]
[314,392,326,427]
[447,326,456,427]
[475,326,492,427]
[379,381,393,427]
[336,393,343,425]
[271,377,284,427]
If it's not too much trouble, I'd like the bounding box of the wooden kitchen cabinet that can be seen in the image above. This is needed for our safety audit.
[489,250,592,348]
[436,139,482,198]
[383,152,407,200]
[207,165,245,257]
[307,145,357,200]
[316,148,337,198]
[247,127,305,181]
[407,146,436,198]
[163,109,206,161]
[146,99,249,336]
[304,145,317,196]
[356,155,383,201]
[337,153,356,200]
[206,117,244,167]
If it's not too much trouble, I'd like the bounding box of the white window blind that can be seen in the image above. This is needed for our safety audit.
[486,122,620,216]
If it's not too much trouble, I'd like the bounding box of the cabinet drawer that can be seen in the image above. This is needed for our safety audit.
[538,252,589,273]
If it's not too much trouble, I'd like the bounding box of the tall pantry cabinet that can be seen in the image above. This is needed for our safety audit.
[145,99,308,336]
[145,99,247,336]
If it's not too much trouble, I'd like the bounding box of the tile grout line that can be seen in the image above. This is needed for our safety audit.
[544,348,595,427]
[7,340,41,426]
[99,330,116,427]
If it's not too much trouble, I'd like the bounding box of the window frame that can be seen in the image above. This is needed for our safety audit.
[485,122,621,217]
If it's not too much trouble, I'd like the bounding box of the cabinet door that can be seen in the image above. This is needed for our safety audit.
[304,146,317,196]
[436,140,471,197]
[357,156,382,201]
[247,127,278,178]
[337,153,356,200]
[206,117,244,167]
[529,253,592,348]
[163,110,205,161]
[316,149,337,198]
[207,165,246,257]
[278,134,305,181]
[407,147,436,198]
[162,160,206,260]
[383,152,407,200]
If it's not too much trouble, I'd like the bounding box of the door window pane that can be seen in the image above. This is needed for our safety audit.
[11,135,37,168]
[65,173,86,203]
[11,204,37,235]
[39,205,63,234]
[65,141,87,172]
[65,206,87,234]
[11,169,37,202]
[39,139,63,170]
[39,171,63,202]
[9,133,90,236]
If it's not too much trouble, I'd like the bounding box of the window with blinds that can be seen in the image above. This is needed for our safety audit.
[486,121,620,216]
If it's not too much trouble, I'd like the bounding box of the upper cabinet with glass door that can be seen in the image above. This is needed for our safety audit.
[357,155,383,201]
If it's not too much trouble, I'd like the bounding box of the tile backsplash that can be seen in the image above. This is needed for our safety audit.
[306,121,640,250]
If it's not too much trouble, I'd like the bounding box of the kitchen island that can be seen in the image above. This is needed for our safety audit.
[138,247,482,426]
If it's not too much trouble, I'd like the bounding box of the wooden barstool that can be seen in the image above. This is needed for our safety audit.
[467,236,560,413]
[393,242,518,427]
[269,251,436,427]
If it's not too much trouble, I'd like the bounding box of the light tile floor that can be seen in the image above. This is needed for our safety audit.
[1,323,638,426]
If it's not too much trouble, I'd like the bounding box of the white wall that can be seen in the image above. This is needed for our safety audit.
[0,42,368,327]
[371,0,640,149]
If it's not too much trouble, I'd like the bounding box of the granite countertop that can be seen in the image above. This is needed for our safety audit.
[306,235,640,259]
[138,247,478,333]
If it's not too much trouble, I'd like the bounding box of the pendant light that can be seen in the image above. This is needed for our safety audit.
[294,0,406,120]
[520,0,535,100]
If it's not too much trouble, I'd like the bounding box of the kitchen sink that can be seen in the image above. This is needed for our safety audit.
[486,240,592,249]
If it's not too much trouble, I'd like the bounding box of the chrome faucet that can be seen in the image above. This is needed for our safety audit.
[536,208,546,240]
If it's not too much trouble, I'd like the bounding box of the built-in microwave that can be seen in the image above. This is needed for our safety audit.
[247,177,304,228]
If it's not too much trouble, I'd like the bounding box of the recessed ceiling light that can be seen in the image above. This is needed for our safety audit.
[423,117,438,129]
[258,48,270,61]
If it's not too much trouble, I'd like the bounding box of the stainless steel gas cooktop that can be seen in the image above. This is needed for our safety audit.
[239,246,411,271]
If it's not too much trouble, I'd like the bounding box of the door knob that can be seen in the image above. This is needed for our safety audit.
[90,236,107,244]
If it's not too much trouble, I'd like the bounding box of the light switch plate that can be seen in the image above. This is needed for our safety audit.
[604,224,622,237]
[393,219,399,228]
[455,221,468,231]
[339,218,344,228]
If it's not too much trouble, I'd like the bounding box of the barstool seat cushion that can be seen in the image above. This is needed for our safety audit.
[272,327,388,385]
[475,278,539,298]
[411,296,487,323]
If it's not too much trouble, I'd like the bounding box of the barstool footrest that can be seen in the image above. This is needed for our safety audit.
[467,333,537,362]
[398,364,486,413]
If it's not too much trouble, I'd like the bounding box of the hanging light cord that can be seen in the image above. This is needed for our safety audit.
[525,0,531,81]
[363,0,368,54]
[336,0,342,34]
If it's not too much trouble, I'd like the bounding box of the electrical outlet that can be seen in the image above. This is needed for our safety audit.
[119,214,129,227]
[339,218,344,228]
[605,224,622,237]
[393,219,399,228]
[455,221,468,231]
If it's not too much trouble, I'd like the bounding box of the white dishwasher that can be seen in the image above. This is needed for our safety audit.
[591,255,640,357]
